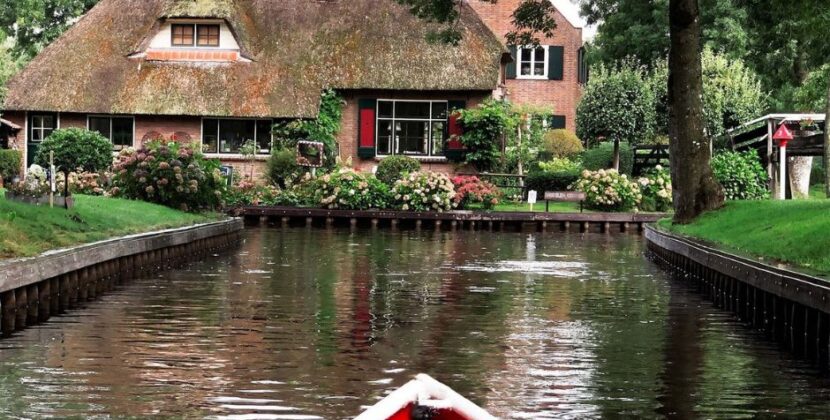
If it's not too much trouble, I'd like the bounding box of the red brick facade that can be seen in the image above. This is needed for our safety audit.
[468,0,584,131]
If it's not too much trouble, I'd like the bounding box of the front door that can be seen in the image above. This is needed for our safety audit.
[27,113,57,167]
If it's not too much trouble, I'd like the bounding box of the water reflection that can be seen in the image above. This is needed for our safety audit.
[0,228,828,418]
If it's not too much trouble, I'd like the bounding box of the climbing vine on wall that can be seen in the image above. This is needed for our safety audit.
[272,89,344,166]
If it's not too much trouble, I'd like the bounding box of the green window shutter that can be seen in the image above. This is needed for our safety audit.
[506,46,517,79]
[550,115,566,129]
[357,99,377,158]
[548,46,564,81]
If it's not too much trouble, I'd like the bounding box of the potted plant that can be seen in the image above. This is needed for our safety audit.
[794,118,820,138]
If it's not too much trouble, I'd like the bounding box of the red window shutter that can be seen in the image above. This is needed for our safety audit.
[357,99,376,158]
[444,100,466,161]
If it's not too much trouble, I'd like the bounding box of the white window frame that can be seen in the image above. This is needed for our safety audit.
[87,115,136,151]
[29,113,58,143]
[516,45,549,80]
[375,99,449,158]
[200,117,274,158]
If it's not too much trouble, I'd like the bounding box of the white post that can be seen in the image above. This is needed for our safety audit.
[778,144,786,200]
[49,151,55,208]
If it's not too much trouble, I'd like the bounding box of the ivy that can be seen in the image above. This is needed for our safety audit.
[272,89,344,166]
[457,99,512,171]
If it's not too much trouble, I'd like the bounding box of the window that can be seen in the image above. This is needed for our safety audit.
[29,114,56,143]
[171,24,195,46]
[376,100,447,157]
[197,25,220,47]
[88,116,134,151]
[202,118,273,155]
[518,46,548,78]
[172,23,220,47]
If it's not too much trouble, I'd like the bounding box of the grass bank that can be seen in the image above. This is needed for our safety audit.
[659,200,830,276]
[0,192,222,259]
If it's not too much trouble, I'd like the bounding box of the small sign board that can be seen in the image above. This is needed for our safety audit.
[219,165,234,186]
[527,190,538,204]
[297,141,325,168]
[544,191,586,202]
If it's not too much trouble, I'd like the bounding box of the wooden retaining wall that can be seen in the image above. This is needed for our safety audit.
[0,219,243,338]
[236,206,666,234]
[645,226,830,370]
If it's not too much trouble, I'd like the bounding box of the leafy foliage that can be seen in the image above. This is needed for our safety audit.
[581,141,634,175]
[391,171,456,211]
[451,175,501,209]
[542,129,583,159]
[314,168,391,210]
[376,155,422,187]
[711,150,770,200]
[34,128,112,176]
[537,157,582,174]
[0,0,99,59]
[573,169,642,212]
[266,148,301,188]
[637,165,672,212]
[112,141,224,211]
[525,168,581,193]
[0,149,22,181]
[271,89,344,166]
[576,63,656,147]
[458,99,512,171]
[503,104,551,174]
[223,179,299,208]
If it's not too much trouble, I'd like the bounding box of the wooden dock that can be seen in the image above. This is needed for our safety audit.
[235,206,667,233]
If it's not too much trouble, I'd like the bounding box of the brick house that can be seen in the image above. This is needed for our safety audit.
[2,0,584,176]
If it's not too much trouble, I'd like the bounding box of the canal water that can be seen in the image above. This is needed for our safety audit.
[1,228,829,419]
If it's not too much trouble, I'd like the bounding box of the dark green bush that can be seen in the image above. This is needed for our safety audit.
[581,141,634,175]
[0,149,22,181]
[376,155,421,186]
[35,128,112,175]
[811,158,824,186]
[711,150,769,200]
[526,169,581,192]
[266,148,300,188]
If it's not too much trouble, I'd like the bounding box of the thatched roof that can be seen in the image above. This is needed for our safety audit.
[3,0,504,119]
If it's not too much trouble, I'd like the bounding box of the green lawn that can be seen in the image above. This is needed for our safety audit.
[0,192,221,259]
[660,200,830,276]
[811,184,826,199]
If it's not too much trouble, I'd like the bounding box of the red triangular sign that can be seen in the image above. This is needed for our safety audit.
[773,123,793,141]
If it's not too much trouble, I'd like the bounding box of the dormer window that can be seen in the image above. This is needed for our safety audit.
[171,23,220,47]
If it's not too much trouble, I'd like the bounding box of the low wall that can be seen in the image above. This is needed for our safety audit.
[0,218,243,337]
[237,206,667,234]
[645,225,830,370]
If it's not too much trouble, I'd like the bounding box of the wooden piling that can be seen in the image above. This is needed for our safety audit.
[14,287,27,330]
[1,291,16,337]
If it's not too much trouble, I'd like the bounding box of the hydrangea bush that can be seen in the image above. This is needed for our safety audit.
[112,141,224,211]
[451,175,501,210]
[637,165,672,212]
[573,169,642,212]
[7,164,50,197]
[392,171,456,212]
[315,167,390,210]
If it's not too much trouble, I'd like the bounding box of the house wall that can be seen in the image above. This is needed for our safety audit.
[468,0,583,131]
[338,90,490,174]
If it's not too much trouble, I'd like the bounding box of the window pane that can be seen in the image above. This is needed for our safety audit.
[172,24,194,46]
[377,121,393,155]
[218,119,255,154]
[42,115,54,129]
[520,48,532,61]
[203,119,219,153]
[431,121,445,156]
[397,121,428,154]
[32,128,42,142]
[431,102,448,119]
[255,120,273,153]
[378,101,394,118]
[534,47,546,61]
[112,118,133,150]
[89,117,112,140]
[197,24,220,47]
[32,115,43,129]
[534,63,545,76]
[395,101,430,119]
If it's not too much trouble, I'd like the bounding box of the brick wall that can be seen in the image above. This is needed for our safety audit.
[338,90,489,174]
[468,0,583,131]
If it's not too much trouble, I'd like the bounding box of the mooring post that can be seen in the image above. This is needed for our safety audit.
[50,277,60,315]
[415,219,423,230]
[59,274,70,313]
[541,221,547,232]
[603,222,610,234]
[371,218,379,229]
[434,220,442,231]
[563,221,570,232]
[1,291,16,337]
[350,218,358,229]
[326,217,334,228]
[38,280,51,323]
[14,287,27,330]
[450,220,458,231]
[282,217,290,228]
[391,219,399,230]
[305,217,314,228]
[26,284,39,326]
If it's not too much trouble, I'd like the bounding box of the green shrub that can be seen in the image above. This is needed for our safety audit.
[811,158,825,186]
[537,157,582,174]
[0,149,22,181]
[542,129,583,159]
[392,171,456,211]
[581,141,634,175]
[636,165,672,212]
[34,128,112,177]
[711,150,769,200]
[376,156,421,186]
[266,148,300,188]
[526,169,581,193]
[314,167,390,210]
[112,141,224,211]
[458,99,511,171]
[573,169,642,212]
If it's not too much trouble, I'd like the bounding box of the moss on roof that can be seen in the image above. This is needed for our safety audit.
[4,0,504,119]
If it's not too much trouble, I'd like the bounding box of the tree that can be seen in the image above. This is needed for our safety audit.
[576,62,656,170]
[397,0,557,45]
[0,0,99,59]
[0,32,23,104]
[667,0,724,223]
[825,82,830,198]
[34,128,112,206]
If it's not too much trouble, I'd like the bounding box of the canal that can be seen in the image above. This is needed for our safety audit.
[1,228,829,418]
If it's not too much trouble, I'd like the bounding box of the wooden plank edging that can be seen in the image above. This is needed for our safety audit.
[0,218,243,294]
